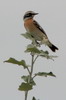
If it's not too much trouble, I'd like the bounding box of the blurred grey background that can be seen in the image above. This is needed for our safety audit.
[0,0,66,100]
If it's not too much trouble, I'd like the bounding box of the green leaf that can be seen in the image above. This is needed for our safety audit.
[39,50,49,58]
[48,72,56,77]
[22,33,58,60]
[4,58,28,69]
[40,50,49,55]
[21,75,30,82]
[18,82,33,91]
[35,72,56,77]
[22,33,40,47]
[25,45,57,60]
[21,75,36,86]
[25,45,41,54]
[30,79,36,86]
[21,32,34,40]
[39,50,57,60]
[32,97,36,100]
[26,44,35,48]
[47,55,58,60]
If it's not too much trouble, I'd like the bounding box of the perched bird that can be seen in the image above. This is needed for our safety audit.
[23,11,58,52]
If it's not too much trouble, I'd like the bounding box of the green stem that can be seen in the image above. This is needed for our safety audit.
[32,74,37,80]
[33,55,39,64]
[25,91,28,100]
[24,53,34,100]
[26,67,30,74]
[30,54,34,77]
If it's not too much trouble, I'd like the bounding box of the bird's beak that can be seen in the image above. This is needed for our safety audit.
[33,13,38,15]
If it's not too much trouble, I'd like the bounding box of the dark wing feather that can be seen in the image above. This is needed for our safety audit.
[33,20,47,36]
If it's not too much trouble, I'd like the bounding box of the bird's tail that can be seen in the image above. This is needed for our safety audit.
[48,41,58,52]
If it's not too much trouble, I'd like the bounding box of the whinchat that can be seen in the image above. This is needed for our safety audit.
[23,11,58,52]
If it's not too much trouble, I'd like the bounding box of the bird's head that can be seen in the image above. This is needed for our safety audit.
[23,11,38,21]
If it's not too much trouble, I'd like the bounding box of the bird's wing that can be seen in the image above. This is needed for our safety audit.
[33,20,47,37]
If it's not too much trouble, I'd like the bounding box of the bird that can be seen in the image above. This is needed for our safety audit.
[23,11,58,52]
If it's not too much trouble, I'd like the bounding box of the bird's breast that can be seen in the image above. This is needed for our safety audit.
[24,19,44,41]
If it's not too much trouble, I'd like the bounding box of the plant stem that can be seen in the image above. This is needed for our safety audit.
[24,53,34,100]
[33,55,39,64]
[25,91,28,100]
[30,54,34,77]
[26,67,30,74]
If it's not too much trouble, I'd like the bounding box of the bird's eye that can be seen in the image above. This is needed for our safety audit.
[25,13,32,17]
[23,13,32,19]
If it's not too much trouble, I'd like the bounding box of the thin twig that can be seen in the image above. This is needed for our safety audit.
[32,74,37,80]
[26,67,30,74]
[33,55,39,64]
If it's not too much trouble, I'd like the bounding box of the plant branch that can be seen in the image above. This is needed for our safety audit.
[33,55,39,64]
[26,67,30,74]
[30,54,34,77]
[24,53,34,100]
[32,74,37,80]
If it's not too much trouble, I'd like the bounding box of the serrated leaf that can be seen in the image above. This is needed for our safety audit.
[18,82,33,91]
[4,58,28,69]
[35,72,56,77]
[32,96,36,100]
